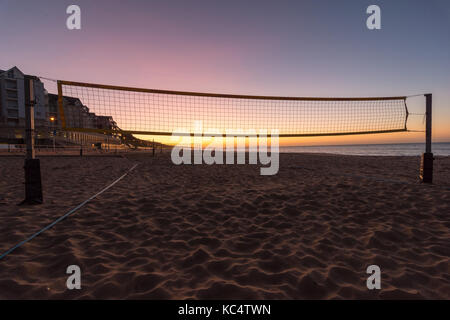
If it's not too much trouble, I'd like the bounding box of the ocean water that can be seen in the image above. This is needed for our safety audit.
[279,142,450,156]
[2,142,450,156]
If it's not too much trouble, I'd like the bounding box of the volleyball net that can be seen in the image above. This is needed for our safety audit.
[57,80,408,137]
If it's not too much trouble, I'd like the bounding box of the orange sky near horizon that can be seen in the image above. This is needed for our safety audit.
[136,131,435,148]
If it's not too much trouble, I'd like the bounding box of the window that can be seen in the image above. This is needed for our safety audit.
[7,109,19,118]
[6,91,18,99]
[7,101,18,108]
[5,80,17,89]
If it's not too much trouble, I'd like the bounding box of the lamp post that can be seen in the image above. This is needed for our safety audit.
[50,116,56,153]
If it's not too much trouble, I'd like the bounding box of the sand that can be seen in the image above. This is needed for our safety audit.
[0,153,449,299]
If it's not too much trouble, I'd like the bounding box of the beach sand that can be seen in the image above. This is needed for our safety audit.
[0,153,449,299]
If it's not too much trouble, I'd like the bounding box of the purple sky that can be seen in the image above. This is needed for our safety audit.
[1,0,449,143]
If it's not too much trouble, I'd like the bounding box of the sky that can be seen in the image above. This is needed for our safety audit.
[1,0,449,146]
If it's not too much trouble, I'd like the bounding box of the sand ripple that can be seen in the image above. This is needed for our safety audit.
[0,153,449,299]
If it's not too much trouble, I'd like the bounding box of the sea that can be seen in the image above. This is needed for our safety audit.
[279,142,450,156]
[2,142,450,156]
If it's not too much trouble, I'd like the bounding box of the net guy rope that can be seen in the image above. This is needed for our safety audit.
[0,163,138,261]
[57,80,409,137]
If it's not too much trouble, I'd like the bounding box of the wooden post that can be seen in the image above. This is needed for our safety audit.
[80,133,83,156]
[420,94,433,183]
[152,139,155,157]
[22,75,43,204]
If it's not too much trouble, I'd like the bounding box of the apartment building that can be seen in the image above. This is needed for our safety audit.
[0,66,47,127]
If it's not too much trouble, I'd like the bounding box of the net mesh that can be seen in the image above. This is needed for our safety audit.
[58,81,408,137]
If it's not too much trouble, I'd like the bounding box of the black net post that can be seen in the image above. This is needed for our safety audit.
[420,94,433,183]
[22,75,43,205]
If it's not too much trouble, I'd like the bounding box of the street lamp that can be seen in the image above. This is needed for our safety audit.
[50,116,56,152]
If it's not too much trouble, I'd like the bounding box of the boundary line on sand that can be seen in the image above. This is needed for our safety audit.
[0,163,139,261]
